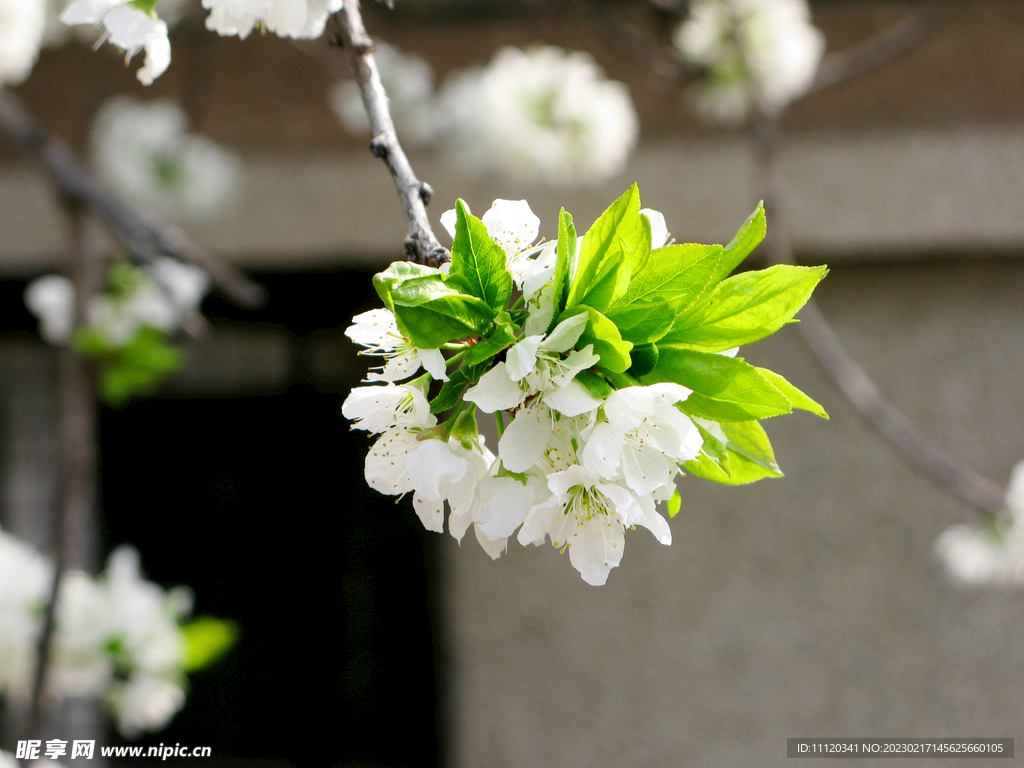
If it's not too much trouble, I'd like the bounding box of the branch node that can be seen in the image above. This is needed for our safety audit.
[418,182,433,205]
[370,135,390,159]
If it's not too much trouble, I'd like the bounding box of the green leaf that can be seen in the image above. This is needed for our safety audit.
[181,617,238,672]
[667,490,682,518]
[552,208,576,316]
[756,368,829,419]
[684,421,783,485]
[603,369,641,390]
[496,462,530,485]
[570,306,633,373]
[663,265,827,353]
[575,369,613,400]
[645,347,791,421]
[627,343,659,378]
[93,327,183,407]
[607,243,722,345]
[692,420,730,476]
[709,201,766,285]
[391,286,495,349]
[449,404,479,444]
[372,261,441,310]
[465,314,517,365]
[565,185,644,312]
[448,199,513,311]
[724,419,782,476]
[430,359,485,414]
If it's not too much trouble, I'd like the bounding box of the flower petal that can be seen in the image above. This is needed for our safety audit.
[498,405,551,472]
[464,363,526,413]
[481,199,539,257]
[545,379,602,418]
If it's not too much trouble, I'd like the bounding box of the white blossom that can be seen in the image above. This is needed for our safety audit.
[330,42,437,146]
[0,0,46,85]
[202,0,342,40]
[342,383,432,435]
[581,384,703,495]
[934,460,1024,587]
[25,260,209,347]
[519,464,671,586]
[344,308,448,383]
[90,97,241,223]
[674,0,825,123]
[436,46,639,185]
[61,1,170,85]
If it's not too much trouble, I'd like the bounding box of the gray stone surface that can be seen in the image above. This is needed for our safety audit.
[442,260,1024,767]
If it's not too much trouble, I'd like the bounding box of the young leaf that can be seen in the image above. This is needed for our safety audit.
[565,184,643,312]
[627,343,659,378]
[667,489,682,518]
[552,208,576,315]
[757,367,829,419]
[708,201,766,285]
[683,421,783,485]
[466,314,518,365]
[692,420,730,476]
[373,261,442,310]
[663,264,827,353]
[575,369,613,400]
[571,306,633,373]
[723,419,782,476]
[606,243,722,345]
[645,347,791,421]
[393,299,493,350]
[447,199,513,311]
[181,617,238,672]
[430,360,485,414]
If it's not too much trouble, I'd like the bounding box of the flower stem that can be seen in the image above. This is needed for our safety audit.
[445,349,467,367]
[495,411,505,438]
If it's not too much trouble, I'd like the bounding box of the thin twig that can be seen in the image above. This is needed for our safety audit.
[333,2,448,266]
[0,89,266,310]
[752,112,1006,518]
[807,9,940,96]
[21,204,100,755]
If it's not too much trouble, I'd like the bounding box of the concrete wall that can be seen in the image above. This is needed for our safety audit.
[442,260,1024,767]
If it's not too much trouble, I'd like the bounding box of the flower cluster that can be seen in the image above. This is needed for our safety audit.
[934,460,1024,586]
[674,0,825,124]
[343,186,827,584]
[25,258,208,404]
[0,0,46,85]
[90,97,241,224]
[0,530,234,737]
[59,0,341,84]
[435,46,639,185]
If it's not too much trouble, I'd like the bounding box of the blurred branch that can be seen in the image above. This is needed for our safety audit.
[807,9,940,96]
[334,1,449,266]
[752,112,1006,518]
[0,89,266,310]
[22,205,99,755]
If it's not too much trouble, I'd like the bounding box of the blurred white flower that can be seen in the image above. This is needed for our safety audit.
[91,97,240,223]
[934,460,1024,586]
[24,258,209,347]
[0,0,46,85]
[61,0,171,85]
[202,0,342,40]
[330,41,437,146]
[0,532,190,736]
[436,46,639,185]
[674,0,825,123]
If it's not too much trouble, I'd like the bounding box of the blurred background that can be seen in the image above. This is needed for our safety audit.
[1,0,1024,765]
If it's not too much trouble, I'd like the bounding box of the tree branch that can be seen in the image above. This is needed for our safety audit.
[807,9,940,96]
[0,89,266,310]
[752,112,1006,518]
[333,1,449,266]
[22,204,100,755]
